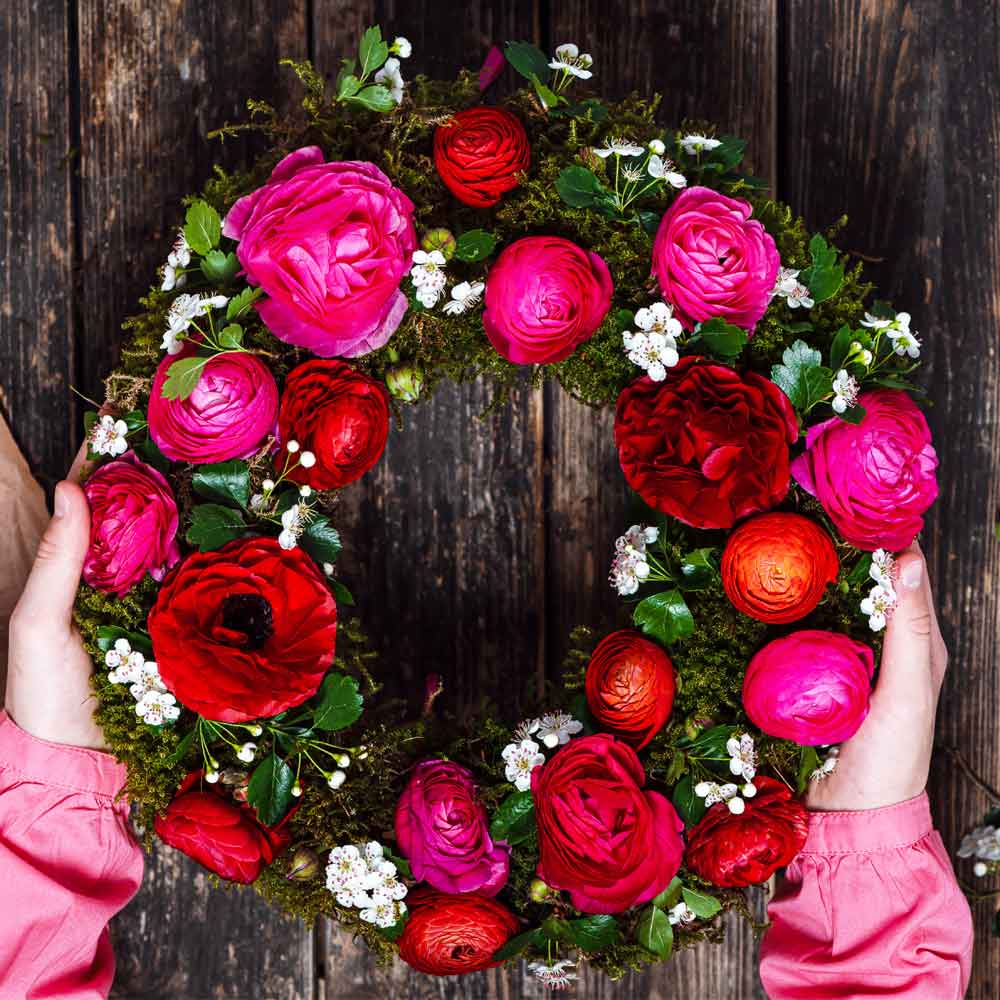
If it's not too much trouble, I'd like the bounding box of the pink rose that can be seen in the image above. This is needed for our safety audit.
[791,389,938,551]
[83,452,181,597]
[395,760,510,896]
[148,346,278,464]
[223,147,417,358]
[482,236,613,364]
[743,629,875,745]
[652,186,780,331]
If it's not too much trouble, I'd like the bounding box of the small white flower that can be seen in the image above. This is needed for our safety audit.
[694,781,739,808]
[513,717,541,743]
[609,524,659,595]
[89,414,130,457]
[549,43,593,80]
[888,328,921,358]
[160,229,191,291]
[860,583,897,632]
[973,861,989,877]
[237,742,257,763]
[785,282,815,309]
[279,504,305,550]
[536,712,584,748]
[365,860,408,902]
[772,267,801,297]
[164,293,229,343]
[204,769,220,784]
[392,36,412,59]
[958,826,1000,862]
[668,901,696,925]
[680,134,722,155]
[135,689,180,726]
[286,439,301,454]
[410,250,447,308]
[374,56,404,105]
[528,959,578,989]
[442,280,484,316]
[326,845,368,891]
[726,733,757,782]
[831,368,860,414]
[623,330,679,382]
[299,484,312,498]
[870,549,896,590]
[648,139,666,155]
[727,796,746,815]
[636,301,683,339]
[360,899,406,929]
[621,164,644,184]
[329,769,347,790]
[860,312,893,330]
[128,661,169,701]
[299,451,316,468]
[160,327,186,355]
[501,739,545,791]
[646,154,687,188]
[810,747,841,782]
[363,841,385,866]
[592,136,644,158]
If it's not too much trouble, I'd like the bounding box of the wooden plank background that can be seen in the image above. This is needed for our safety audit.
[1,0,997,996]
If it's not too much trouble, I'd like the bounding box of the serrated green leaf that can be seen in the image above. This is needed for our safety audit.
[567,914,619,951]
[771,339,827,409]
[301,516,343,566]
[796,744,822,794]
[693,317,748,359]
[493,927,543,961]
[349,84,395,112]
[453,229,497,263]
[247,753,295,826]
[337,73,362,99]
[165,726,198,766]
[160,356,206,401]
[191,460,250,508]
[801,234,844,303]
[313,673,363,732]
[651,876,683,911]
[671,774,707,827]
[217,323,244,350]
[555,164,605,208]
[681,886,723,920]
[489,790,535,844]
[358,25,388,76]
[226,286,264,321]
[846,552,874,586]
[679,547,718,591]
[121,409,146,432]
[636,905,673,958]
[186,503,246,551]
[633,589,694,645]
[183,200,221,255]
[503,40,550,82]
[200,249,239,284]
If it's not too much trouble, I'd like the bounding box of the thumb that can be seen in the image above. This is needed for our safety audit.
[876,544,933,697]
[17,481,91,626]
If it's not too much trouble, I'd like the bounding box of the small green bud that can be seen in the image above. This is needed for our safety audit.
[421,227,457,259]
[684,715,714,741]
[386,365,424,403]
[529,878,551,903]
[285,847,321,882]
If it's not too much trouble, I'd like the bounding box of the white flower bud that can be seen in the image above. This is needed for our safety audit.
[973,861,988,877]
[249,725,263,737]
[291,782,303,798]
[694,781,711,797]
[299,451,316,468]
[742,782,757,798]
[334,753,351,769]
[286,440,300,454]
[648,138,666,155]
[205,770,221,784]
[541,732,560,749]
[262,478,275,492]
[861,349,874,365]
[726,796,746,815]
[237,742,257,763]
[322,562,335,576]
[299,484,312,497]
[328,770,347,790]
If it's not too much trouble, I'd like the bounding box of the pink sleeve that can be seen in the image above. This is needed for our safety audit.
[0,710,144,999]
[759,793,973,999]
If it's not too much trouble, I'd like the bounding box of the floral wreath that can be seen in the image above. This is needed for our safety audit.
[75,28,941,986]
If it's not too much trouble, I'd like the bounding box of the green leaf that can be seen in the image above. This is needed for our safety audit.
[771,339,830,410]
[217,323,244,350]
[702,134,746,170]
[651,876,683,911]
[122,410,146,433]
[837,402,867,425]
[191,460,250,508]
[160,356,205,401]
[226,286,264,321]
[796,744,822,794]
[165,726,198,766]
[489,790,535,845]
[671,774,708,827]
[800,234,844,303]
[663,749,686,786]
[530,73,562,109]
[555,164,606,208]
[846,552,874,586]
[301,515,343,566]
[312,673,363,732]
[358,25,389,76]
[136,433,169,473]
[681,886,723,920]
[186,503,246,551]
[829,323,856,371]
[384,849,412,880]
[686,724,739,759]
[636,905,673,959]
[554,97,609,122]
[247,753,295,826]
[567,914,619,951]
[679,547,718,591]
[637,209,662,235]
[378,913,409,941]
[453,229,497,263]
[337,73,362,100]
[503,40,550,82]
[493,927,543,961]
[200,249,239,284]
[693,317,748,359]
[96,625,152,656]
[633,589,694,645]
[183,200,221,255]
[330,579,355,606]
[349,84,395,113]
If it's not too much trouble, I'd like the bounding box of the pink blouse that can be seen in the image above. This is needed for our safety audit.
[0,708,974,998]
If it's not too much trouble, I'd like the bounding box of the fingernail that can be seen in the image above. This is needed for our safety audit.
[53,483,69,518]
[901,557,923,589]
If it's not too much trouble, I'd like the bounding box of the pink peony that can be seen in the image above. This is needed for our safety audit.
[82,452,181,597]
[148,346,278,464]
[395,760,510,896]
[743,629,875,745]
[791,389,938,551]
[223,147,417,358]
[482,235,613,364]
[652,185,780,331]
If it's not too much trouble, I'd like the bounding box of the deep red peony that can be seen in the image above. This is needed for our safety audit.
[278,359,390,490]
[532,734,684,914]
[614,357,798,529]
[148,537,337,722]
[585,629,675,748]
[433,107,530,208]
[154,772,293,884]
[721,512,839,624]
[397,888,520,975]
[685,776,808,887]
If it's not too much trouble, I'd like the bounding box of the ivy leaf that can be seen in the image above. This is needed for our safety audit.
[160,356,205,401]
[771,339,831,410]
[349,85,395,113]
[796,744,822,794]
[489,790,535,845]
[679,548,718,591]
[800,233,844,303]
[651,876,683,911]
[358,25,389,76]
[636,905,673,959]
[200,249,239,284]
[165,726,198,767]
[217,323,244,350]
[503,40,550,82]
[633,589,694,645]
[453,229,497,263]
[493,927,544,961]
[247,753,295,826]
[300,515,342,567]
[681,886,723,920]
[312,673,363,732]
[226,286,264,321]
[556,165,606,208]
[183,200,221,255]
[567,914,619,952]
[191,460,250,509]
[186,503,246,551]
[692,317,748,360]
[671,774,707,827]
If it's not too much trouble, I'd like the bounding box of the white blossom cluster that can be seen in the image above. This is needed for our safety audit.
[622,302,683,381]
[592,136,686,188]
[88,414,130,457]
[861,310,921,358]
[679,134,722,156]
[408,251,484,315]
[771,267,814,309]
[325,841,408,928]
[527,959,578,990]
[609,524,659,596]
[549,42,593,80]
[160,229,191,292]
[160,293,229,354]
[958,824,1000,877]
[105,638,180,726]
[501,712,583,791]
[860,549,897,632]
[694,733,758,815]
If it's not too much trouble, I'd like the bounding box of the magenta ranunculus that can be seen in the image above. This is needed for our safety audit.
[743,629,876,745]
[652,185,780,332]
[395,760,510,896]
[148,346,278,464]
[83,452,181,597]
[482,235,614,364]
[791,389,938,551]
[222,147,417,358]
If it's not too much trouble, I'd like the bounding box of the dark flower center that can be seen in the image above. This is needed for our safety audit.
[219,593,274,649]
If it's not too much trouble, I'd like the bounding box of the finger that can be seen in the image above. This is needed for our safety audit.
[15,481,91,627]
[876,543,934,697]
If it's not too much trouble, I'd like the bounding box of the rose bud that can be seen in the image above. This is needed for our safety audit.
[792,389,938,551]
[585,629,676,748]
[154,772,293,884]
[148,537,338,722]
[395,760,510,896]
[385,364,424,403]
[532,734,684,914]
[278,359,390,490]
[721,512,839,624]
[685,776,808,887]
[285,846,321,882]
[223,147,417,358]
[684,714,715,741]
[433,107,530,208]
[652,185,780,331]
[529,878,551,903]
[615,358,798,529]
[743,629,875,745]
[148,346,278,464]
[421,227,456,259]
[82,452,180,597]
[398,889,520,975]
[483,236,613,364]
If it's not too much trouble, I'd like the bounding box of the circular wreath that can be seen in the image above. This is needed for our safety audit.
[75,30,938,985]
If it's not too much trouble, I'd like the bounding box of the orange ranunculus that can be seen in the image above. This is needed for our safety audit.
[721,512,839,624]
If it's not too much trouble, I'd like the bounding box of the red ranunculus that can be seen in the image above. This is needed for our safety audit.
[433,107,530,208]
[148,537,337,722]
[532,734,684,914]
[278,359,390,490]
[585,630,675,748]
[685,776,809,887]
[154,772,293,884]
[615,357,798,529]
[397,889,520,975]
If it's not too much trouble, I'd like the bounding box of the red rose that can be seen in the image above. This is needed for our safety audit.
[433,107,530,208]
[532,734,684,914]
[397,889,520,975]
[685,776,808,887]
[154,772,293,884]
[148,537,337,722]
[614,357,798,529]
[585,630,675,748]
[278,359,389,490]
